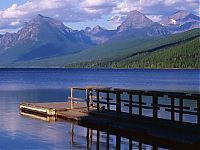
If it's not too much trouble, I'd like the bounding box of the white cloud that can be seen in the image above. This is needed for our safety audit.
[108,15,126,28]
[112,0,142,14]
[147,15,163,22]
[111,0,199,22]
[81,0,112,7]
[0,0,199,31]
[0,0,115,29]
[81,0,115,15]
[164,0,182,6]
[9,21,20,26]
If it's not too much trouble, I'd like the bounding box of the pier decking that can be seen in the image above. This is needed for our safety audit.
[20,86,200,149]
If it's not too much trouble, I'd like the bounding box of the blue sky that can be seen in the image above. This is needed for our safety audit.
[0,0,199,34]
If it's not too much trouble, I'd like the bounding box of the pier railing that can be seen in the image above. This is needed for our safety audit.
[69,87,200,125]
[68,86,111,110]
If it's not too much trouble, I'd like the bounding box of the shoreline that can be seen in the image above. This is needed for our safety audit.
[0,67,199,70]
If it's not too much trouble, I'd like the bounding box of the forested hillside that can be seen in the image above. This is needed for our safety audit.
[65,29,200,69]
[113,37,200,68]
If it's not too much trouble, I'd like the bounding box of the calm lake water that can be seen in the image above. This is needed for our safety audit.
[0,68,199,150]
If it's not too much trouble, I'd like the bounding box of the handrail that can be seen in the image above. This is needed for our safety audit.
[68,86,200,124]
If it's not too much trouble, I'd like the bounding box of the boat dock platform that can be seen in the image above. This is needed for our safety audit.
[20,86,200,149]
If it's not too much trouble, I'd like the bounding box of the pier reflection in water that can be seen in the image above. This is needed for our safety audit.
[69,124,168,150]
[20,111,168,150]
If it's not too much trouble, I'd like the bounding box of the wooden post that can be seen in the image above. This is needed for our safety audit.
[153,145,158,150]
[86,128,90,149]
[70,88,73,109]
[97,91,100,111]
[153,95,158,119]
[97,130,100,150]
[129,94,132,116]
[70,124,74,146]
[179,97,183,122]
[129,139,132,150]
[90,89,93,106]
[116,135,121,150]
[86,89,90,111]
[106,133,109,149]
[139,142,142,150]
[107,92,110,111]
[171,97,175,121]
[139,94,142,116]
[116,92,121,113]
[197,99,200,124]
[90,129,93,146]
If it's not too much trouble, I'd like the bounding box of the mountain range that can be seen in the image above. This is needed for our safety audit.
[160,10,200,33]
[0,10,199,67]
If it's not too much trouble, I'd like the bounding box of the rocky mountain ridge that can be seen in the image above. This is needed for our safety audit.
[160,10,200,33]
[0,10,199,63]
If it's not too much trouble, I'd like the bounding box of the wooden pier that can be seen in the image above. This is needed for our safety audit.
[20,86,200,149]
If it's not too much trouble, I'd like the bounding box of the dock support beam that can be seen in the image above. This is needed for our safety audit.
[139,94,142,116]
[96,130,100,150]
[198,99,200,124]
[129,94,132,116]
[129,139,132,150]
[106,133,110,149]
[107,92,110,111]
[97,91,100,111]
[179,98,183,122]
[86,89,90,111]
[116,135,121,150]
[70,88,73,109]
[116,92,121,113]
[153,95,158,119]
[171,97,175,121]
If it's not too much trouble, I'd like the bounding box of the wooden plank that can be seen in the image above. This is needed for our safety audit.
[168,95,198,100]
[165,109,198,115]
[124,104,160,110]
[93,100,116,105]
[71,87,88,90]
[155,104,190,110]
[71,86,111,91]
[93,86,112,90]
[68,97,86,101]
[128,90,164,97]
[121,99,147,105]
[96,88,123,94]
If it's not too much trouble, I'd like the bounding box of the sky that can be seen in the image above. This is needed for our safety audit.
[0,0,199,34]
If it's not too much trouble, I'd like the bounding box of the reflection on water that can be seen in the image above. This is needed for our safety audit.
[19,110,169,150]
[20,111,57,122]
[68,124,168,150]
[0,69,199,149]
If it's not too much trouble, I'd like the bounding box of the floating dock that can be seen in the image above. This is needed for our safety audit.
[20,86,200,149]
